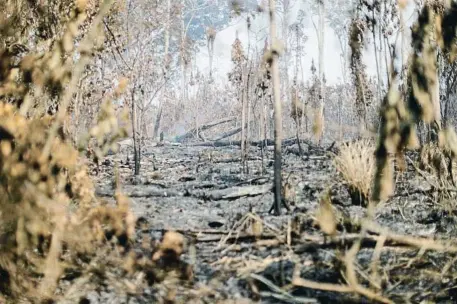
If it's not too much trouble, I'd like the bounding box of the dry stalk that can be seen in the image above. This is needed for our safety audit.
[370,233,387,291]
[364,220,457,252]
[344,233,393,304]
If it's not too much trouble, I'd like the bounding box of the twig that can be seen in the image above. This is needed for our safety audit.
[370,233,386,290]
[344,228,393,304]
[146,228,231,235]
[250,274,317,303]
[292,276,353,293]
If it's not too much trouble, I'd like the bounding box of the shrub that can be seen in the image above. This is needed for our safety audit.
[333,139,376,206]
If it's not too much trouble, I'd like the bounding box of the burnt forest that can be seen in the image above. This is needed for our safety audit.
[2,0,457,303]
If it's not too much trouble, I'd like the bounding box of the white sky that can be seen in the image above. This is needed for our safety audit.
[196,0,417,86]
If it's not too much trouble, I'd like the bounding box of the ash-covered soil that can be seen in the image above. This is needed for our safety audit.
[90,141,457,304]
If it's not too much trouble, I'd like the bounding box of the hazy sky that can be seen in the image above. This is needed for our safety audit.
[196,0,417,86]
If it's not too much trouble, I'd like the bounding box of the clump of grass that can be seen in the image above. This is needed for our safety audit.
[333,139,376,206]
[420,141,455,187]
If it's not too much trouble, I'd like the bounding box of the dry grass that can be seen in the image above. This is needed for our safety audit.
[419,142,455,185]
[333,139,376,205]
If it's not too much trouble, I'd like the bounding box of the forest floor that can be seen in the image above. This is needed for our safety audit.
[91,140,457,304]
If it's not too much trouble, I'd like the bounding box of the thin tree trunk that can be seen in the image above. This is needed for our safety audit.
[131,88,140,175]
[180,9,187,103]
[384,36,391,88]
[432,55,441,139]
[196,82,203,139]
[269,0,284,215]
[153,0,171,139]
[246,72,251,173]
[153,103,163,139]
[372,8,382,102]
[207,27,216,79]
[262,96,268,173]
[400,4,406,87]
[282,0,291,117]
[299,52,308,133]
[260,95,265,142]
[337,34,347,141]
[317,0,326,145]
[378,1,385,92]
[241,66,248,172]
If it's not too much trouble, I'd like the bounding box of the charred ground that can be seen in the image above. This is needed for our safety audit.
[89,140,457,303]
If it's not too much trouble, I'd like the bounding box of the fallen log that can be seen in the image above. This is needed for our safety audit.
[186,138,336,156]
[187,137,298,147]
[189,184,272,200]
[96,185,183,198]
[212,156,262,163]
[175,117,235,142]
[210,126,242,141]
